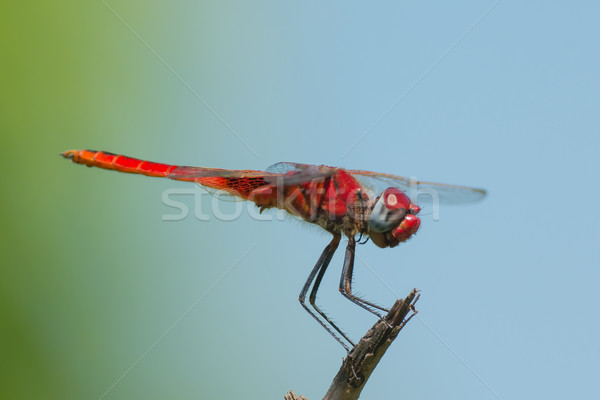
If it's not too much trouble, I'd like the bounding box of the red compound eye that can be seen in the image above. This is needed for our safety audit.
[382,187,411,210]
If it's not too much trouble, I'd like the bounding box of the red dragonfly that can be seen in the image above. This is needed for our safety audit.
[62,149,486,350]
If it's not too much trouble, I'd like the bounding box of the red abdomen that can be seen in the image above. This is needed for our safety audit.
[62,149,269,199]
[62,149,177,178]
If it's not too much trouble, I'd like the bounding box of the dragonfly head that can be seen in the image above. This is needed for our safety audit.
[368,187,421,248]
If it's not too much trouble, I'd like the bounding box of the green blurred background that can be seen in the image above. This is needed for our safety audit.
[2,1,600,399]
[1,2,275,398]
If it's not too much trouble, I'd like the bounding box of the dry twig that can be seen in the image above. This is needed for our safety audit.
[285,289,419,400]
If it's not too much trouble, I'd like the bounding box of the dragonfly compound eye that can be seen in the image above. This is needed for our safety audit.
[368,187,411,233]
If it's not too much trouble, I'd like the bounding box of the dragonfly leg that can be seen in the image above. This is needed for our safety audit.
[308,247,356,349]
[339,236,389,315]
[299,234,354,351]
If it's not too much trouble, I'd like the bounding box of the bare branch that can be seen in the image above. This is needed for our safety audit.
[286,289,419,400]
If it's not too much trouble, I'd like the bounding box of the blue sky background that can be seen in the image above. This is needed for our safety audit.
[2,1,599,399]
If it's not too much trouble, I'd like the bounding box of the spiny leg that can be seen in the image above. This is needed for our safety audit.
[339,235,389,316]
[299,234,353,351]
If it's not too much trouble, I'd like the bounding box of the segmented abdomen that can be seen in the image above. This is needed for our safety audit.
[62,149,269,199]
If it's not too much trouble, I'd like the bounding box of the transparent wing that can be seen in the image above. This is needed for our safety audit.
[167,163,339,202]
[168,166,278,179]
[167,167,276,202]
[169,163,337,183]
[265,162,338,185]
[347,170,487,205]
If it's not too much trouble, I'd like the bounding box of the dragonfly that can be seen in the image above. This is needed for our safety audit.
[62,149,486,351]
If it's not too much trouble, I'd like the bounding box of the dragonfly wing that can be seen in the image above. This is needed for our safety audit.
[169,164,336,186]
[347,170,487,205]
[264,162,338,185]
[265,162,306,174]
[168,166,277,179]
[167,163,338,203]
[167,166,278,202]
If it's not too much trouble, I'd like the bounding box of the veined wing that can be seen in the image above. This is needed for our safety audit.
[168,166,279,179]
[347,170,487,205]
[169,163,337,182]
[265,162,338,185]
[167,166,278,202]
[167,163,339,202]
